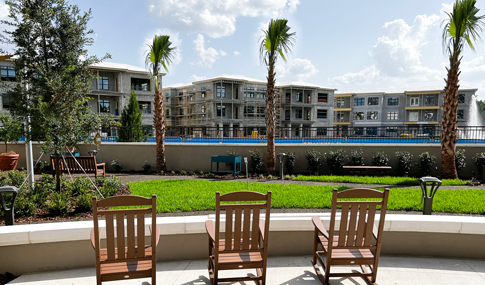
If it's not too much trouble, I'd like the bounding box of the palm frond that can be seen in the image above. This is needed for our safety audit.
[258,18,296,67]
[145,35,176,86]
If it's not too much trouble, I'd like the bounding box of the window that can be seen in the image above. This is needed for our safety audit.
[388,97,399,106]
[368,97,379,105]
[256,106,265,115]
[248,92,254,98]
[99,100,110,113]
[318,93,328,103]
[354,112,364,120]
[367,111,378,120]
[387,112,398,120]
[458,94,465,103]
[296,92,303,102]
[285,93,291,103]
[189,95,194,101]
[244,106,254,117]
[295,109,302,119]
[336,98,346,108]
[179,109,183,115]
[201,91,206,98]
[166,109,170,116]
[386,127,398,133]
[457,109,464,119]
[0,66,16,81]
[336,112,345,122]
[409,111,418,121]
[424,111,434,121]
[366,127,377,136]
[317,128,327,136]
[98,77,109,90]
[317,109,327,119]
[131,78,150,91]
[2,94,11,109]
[201,106,205,113]
[410,97,419,106]
[354,97,365,106]
[355,127,364,135]
[139,102,151,114]
[306,94,311,103]
[425,95,435,105]
[216,86,226,97]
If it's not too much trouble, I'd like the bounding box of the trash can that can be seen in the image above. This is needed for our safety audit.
[0,186,19,226]
[418,177,442,215]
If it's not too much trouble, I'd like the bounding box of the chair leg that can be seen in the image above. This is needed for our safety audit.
[311,229,318,266]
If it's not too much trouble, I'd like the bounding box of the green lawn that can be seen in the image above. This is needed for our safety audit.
[292,175,470,186]
[126,180,485,214]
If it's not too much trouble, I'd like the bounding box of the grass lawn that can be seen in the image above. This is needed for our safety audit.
[126,180,485,214]
[292,175,470,186]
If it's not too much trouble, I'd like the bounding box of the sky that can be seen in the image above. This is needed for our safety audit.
[1,0,485,98]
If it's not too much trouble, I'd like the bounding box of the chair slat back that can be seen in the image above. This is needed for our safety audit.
[328,188,389,249]
[215,191,271,253]
[92,195,157,263]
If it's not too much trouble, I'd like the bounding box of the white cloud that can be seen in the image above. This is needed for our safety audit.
[192,34,225,68]
[141,29,183,70]
[275,58,318,81]
[147,0,300,38]
[189,75,207,82]
[234,51,240,56]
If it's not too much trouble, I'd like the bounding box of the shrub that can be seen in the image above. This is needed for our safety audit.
[395,151,413,176]
[75,191,93,212]
[284,174,291,180]
[13,192,37,218]
[98,176,121,198]
[110,159,123,172]
[455,149,466,171]
[180,169,187,175]
[34,160,51,174]
[142,161,152,174]
[473,152,485,176]
[267,175,273,179]
[372,151,389,166]
[284,152,296,175]
[417,152,436,176]
[171,171,175,175]
[249,149,264,173]
[70,177,92,197]
[305,149,323,174]
[348,148,365,166]
[47,191,70,216]
[326,149,346,175]
[199,170,204,175]
[0,170,27,188]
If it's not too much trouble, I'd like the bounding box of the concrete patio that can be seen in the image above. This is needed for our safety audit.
[10,255,485,285]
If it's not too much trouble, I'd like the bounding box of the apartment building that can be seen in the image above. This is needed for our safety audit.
[334,87,477,135]
[162,75,336,137]
[0,59,158,134]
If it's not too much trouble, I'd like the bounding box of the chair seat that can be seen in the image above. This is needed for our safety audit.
[99,246,152,261]
[318,236,374,260]
[100,260,152,275]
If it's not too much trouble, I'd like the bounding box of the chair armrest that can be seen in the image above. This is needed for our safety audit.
[90,228,101,250]
[312,216,329,239]
[259,219,266,241]
[96,162,105,167]
[205,220,215,243]
[149,225,160,246]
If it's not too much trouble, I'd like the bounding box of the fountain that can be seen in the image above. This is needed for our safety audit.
[467,94,483,127]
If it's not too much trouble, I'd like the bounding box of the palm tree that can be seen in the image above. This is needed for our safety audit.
[441,0,484,179]
[146,35,176,173]
[259,19,296,175]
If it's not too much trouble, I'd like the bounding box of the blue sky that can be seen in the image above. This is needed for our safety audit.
[2,0,485,98]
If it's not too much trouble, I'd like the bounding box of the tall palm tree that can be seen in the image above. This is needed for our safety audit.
[146,35,176,173]
[260,19,296,175]
[441,0,484,179]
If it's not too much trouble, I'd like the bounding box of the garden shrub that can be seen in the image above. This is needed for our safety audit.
[372,151,389,166]
[142,161,152,174]
[305,149,323,174]
[395,151,413,175]
[70,177,92,197]
[348,148,365,166]
[249,149,264,173]
[455,149,466,171]
[418,152,436,176]
[98,176,122,198]
[284,152,296,175]
[34,160,51,174]
[47,191,70,216]
[326,149,346,174]
[75,191,93,212]
[180,169,187,175]
[473,152,485,176]
[13,192,37,218]
[110,159,123,172]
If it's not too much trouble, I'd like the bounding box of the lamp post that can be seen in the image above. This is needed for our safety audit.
[244,157,248,190]
[277,153,286,179]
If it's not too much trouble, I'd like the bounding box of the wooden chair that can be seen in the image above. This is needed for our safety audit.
[91,195,159,285]
[312,188,389,285]
[205,191,272,285]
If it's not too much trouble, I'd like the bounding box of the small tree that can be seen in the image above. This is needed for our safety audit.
[119,88,143,142]
[306,149,323,175]
[0,112,23,153]
[395,151,413,176]
[418,152,437,176]
[284,152,296,175]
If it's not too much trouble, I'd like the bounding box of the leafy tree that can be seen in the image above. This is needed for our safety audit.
[0,112,23,153]
[145,35,176,173]
[259,19,296,175]
[1,0,109,191]
[441,0,484,179]
[119,87,143,142]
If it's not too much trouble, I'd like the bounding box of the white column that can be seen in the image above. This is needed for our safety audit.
[299,124,303,138]
[229,123,233,137]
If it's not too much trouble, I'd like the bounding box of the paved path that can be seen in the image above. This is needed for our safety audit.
[11,256,485,285]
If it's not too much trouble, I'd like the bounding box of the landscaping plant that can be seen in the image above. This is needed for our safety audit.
[110,159,123,173]
[326,149,346,175]
[142,161,152,174]
[119,87,144,142]
[418,152,437,176]
[473,152,485,177]
[372,151,389,166]
[455,149,466,172]
[284,152,296,175]
[249,149,264,173]
[0,112,23,154]
[305,149,323,174]
[348,148,365,166]
[395,151,413,176]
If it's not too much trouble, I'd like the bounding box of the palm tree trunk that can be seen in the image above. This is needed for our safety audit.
[265,64,276,175]
[154,84,167,173]
[441,54,460,179]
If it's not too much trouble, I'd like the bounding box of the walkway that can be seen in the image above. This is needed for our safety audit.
[11,256,485,284]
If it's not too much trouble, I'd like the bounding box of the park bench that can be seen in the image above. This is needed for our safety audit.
[343,165,392,176]
[51,155,106,178]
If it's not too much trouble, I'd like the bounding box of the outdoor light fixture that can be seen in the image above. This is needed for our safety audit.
[244,157,248,190]
[277,153,286,179]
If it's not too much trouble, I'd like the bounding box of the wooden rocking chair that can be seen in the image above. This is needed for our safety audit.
[91,195,159,285]
[312,188,389,284]
[205,191,272,284]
